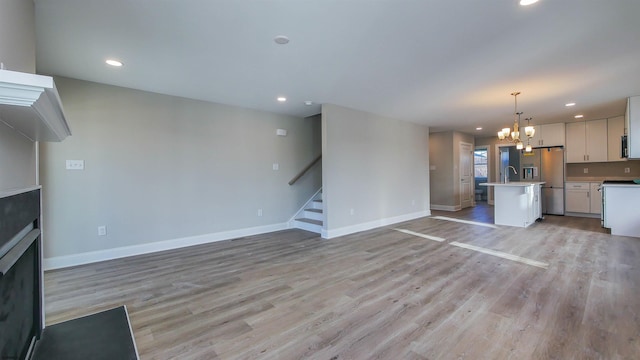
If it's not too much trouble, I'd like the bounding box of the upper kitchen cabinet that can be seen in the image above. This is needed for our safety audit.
[529,123,565,147]
[626,96,640,159]
[0,70,71,142]
[607,115,626,161]
[566,119,608,163]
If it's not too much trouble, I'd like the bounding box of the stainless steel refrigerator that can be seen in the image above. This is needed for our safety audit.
[520,147,565,215]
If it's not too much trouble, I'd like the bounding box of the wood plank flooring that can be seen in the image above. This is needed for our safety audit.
[43,204,640,359]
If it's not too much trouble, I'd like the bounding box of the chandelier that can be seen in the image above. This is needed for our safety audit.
[497,92,535,152]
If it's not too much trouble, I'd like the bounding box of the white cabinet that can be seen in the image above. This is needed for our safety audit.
[565,181,601,215]
[566,119,608,163]
[566,182,590,213]
[627,96,640,159]
[589,182,602,215]
[530,123,565,147]
[603,184,640,237]
[531,184,541,221]
[484,182,542,227]
[607,116,626,161]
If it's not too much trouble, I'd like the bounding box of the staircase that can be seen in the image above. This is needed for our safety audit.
[291,190,323,234]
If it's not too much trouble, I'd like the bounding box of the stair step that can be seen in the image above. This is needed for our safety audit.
[312,199,323,209]
[303,208,323,220]
[294,217,322,234]
[295,218,322,225]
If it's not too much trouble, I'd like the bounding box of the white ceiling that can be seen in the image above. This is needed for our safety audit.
[34,0,640,137]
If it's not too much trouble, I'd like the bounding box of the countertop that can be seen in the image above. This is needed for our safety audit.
[566,177,639,182]
[601,182,640,187]
[0,186,42,199]
[479,182,545,187]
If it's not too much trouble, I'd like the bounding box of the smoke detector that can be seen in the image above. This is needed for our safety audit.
[274,35,290,45]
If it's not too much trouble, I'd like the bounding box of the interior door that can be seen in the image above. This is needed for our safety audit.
[460,142,473,208]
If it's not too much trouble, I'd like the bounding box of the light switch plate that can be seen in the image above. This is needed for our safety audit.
[66,160,84,170]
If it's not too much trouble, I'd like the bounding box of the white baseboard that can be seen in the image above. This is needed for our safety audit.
[430,204,461,211]
[565,212,600,219]
[321,210,430,239]
[43,222,289,270]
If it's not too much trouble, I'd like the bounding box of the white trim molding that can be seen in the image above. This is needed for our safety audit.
[0,69,71,141]
[321,210,430,239]
[430,204,461,211]
[43,222,289,270]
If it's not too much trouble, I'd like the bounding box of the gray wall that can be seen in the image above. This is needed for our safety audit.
[0,0,35,73]
[0,0,37,191]
[429,132,454,206]
[429,131,475,209]
[40,77,321,259]
[321,104,430,237]
[0,124,37,190]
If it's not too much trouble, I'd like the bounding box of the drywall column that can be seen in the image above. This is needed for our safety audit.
[0,0,37,191]
[321,104,430,238]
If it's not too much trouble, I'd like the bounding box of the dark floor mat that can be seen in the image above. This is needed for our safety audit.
[31,306,138,360]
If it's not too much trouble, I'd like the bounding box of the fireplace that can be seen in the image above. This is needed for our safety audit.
[0,188,42,360]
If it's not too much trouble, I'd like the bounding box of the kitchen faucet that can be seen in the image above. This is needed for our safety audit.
[504,166,517,183]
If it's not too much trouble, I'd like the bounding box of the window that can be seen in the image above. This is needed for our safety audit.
[474,149,488,178]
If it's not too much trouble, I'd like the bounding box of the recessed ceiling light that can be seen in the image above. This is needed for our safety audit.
[476,127,483,131]
[277,97,287,102]
[274,35,290,45]
[304,101,313,106]
[574,114,584,119]
[105,59,123,67]
[519,0,539,6]
[565,102,576,107]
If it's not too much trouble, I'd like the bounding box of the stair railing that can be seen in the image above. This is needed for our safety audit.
[288,154,322,185]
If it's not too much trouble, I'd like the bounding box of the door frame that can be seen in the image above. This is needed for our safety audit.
[459,141,473,209]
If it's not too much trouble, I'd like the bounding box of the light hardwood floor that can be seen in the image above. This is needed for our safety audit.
[44,204,640,359]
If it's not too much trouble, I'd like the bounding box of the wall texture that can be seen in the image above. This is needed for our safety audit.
[0,124,37,191]
[428,132,454,206]
[321,104,430,238]
[40,77,321,264]
[429,131,475,209]
[0,0,35,73]
[0,0,37,192]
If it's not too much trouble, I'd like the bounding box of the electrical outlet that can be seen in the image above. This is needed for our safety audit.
[625,167,630,173]
[257,209,263,217]
[583,168,589,174]
[350,208,355,215]
[98,226,106,236]
[272,163,279,170]
[66,160,85,170]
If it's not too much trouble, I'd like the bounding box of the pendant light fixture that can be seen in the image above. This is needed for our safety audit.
[497,92,535,152]
[524,117,535,152]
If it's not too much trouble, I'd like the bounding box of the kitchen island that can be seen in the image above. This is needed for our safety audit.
[480,182,544,228]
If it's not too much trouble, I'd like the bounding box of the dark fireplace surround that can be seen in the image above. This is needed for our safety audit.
[0,189,42,360]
